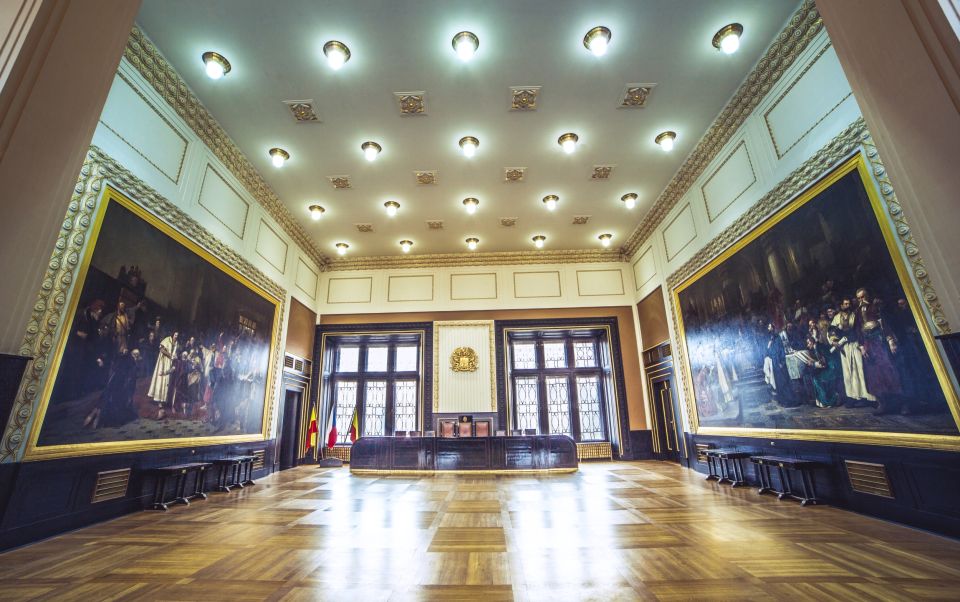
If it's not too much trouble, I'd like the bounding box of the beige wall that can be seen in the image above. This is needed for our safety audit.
[636,287,669,353]
[320,306,647,430]
[285,297,317,359]
[818,0,960,329]
[0,0,140,354]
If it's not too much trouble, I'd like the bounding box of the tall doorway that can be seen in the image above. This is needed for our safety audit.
[278,389,302,470]
[644,342,684,463]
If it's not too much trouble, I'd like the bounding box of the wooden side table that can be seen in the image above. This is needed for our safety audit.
[149,462,212,510]
[705,449,751,487]
[751,455,821,506]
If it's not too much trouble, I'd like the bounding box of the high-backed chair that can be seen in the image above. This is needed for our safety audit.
[439,420,456,438]
[475,420,492,437]
[458,421,473,438]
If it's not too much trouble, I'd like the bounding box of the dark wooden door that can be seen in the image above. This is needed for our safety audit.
[278,390,301,470]
[650,376,681,462]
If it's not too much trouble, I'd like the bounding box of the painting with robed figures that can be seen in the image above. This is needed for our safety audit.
[674,156,959,443]
[29,190,280,456]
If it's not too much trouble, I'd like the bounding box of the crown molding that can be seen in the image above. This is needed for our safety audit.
[620,0,823,257]
[327,248,624,271]
[124,26,329,270]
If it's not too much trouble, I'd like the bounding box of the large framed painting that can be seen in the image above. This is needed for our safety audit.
[24,187,281,459]
[673,155,960,449]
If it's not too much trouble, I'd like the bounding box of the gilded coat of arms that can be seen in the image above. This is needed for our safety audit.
[450,347,479,372]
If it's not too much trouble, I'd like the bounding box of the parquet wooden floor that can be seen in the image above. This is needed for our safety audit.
[1,461,959,601]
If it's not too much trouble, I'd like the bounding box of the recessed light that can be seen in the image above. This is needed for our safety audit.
[269,147,290,167]
[712,23,743,55]
[361,141,382,161]
[558,132,579,154]
[335,242,349,255]
[452,31,479,61]
[399,239,413,253]
[463,197,479,214]
[465,237,479,251]
[532,235,546,249]
[323,40,351,70]
[459,136,479,158]
[598,233,613,247]
[621,193,638,209]
[655,131,676,152]
[583,26,611,57]
[308,204,325,220]
[542,195,559,211]
[201,51,231,79]
[384,200,400,217]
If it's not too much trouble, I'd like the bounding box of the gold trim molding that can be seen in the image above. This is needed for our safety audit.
[621,0,823,256]
[328,248,623,271]
[1,146,287,463]
[123,27,328,270]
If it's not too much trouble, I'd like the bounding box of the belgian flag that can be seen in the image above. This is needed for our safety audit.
[348,405,359,443]
[305,407,318,453]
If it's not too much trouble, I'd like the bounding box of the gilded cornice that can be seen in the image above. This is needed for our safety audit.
[327,248,624,271]
[0,147,287,463]
[124,26,329,270]
[621,0,823,257]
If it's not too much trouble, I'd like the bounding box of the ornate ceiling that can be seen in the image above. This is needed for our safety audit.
[136,0,800,260]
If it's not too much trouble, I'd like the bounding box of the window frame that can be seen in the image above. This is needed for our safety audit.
[325,337,422,444]
[507,330,611,442]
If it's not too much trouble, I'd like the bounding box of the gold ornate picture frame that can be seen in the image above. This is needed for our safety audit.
[671,154,960,450]
[21,184,283,460]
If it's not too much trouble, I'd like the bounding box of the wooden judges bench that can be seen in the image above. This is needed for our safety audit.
[350,434,578,473]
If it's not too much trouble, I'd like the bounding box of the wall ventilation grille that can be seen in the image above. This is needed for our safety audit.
[283,354,310,376]
[576,442,613,461]
[845,460,894,498]
[695,443,711,464]
[251,449,266,470]
[91,468,131,503]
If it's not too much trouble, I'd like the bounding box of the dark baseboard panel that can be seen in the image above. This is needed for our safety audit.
[628,430,655,460]
[0,439,277,551]
[684,432,960,538]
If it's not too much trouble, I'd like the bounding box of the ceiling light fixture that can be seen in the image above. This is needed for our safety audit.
[583,26,612,57]
[201,51,231,79]
[459,136,479,158]
[384,200,400,217]
[399,239,413,253]
[532,235,546,249]
[465,237,479,251]
[361,141,382,161]
[712,23,744,55]
[323,40,351,70]
[308,204,325,220]
[542,195,559,211]
[598,233,613,247]
[335,242,349,255]
[269,147,290,167]
[621,193,638,209]
[655,131,676,152]
[452,31,479,61]
[558,132,579,154]
[463,197,479,214]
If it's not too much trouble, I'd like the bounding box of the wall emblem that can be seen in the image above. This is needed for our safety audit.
[450,347,479,372]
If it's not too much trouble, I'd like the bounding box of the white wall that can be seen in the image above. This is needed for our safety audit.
[626,32,865,429]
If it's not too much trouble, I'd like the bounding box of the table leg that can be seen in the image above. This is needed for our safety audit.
[195,468,208,500]
[243,460,255,486]
[799,469,818,506]
[706,456,719,481]
[731,458,744,487]
[153,474,168,511]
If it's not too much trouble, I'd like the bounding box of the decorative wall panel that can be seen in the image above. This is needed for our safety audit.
[701,141,756,222]
[255,220,288,274]
[450,273,498,300]
[764,44,854,159]
[295,257,318,300]
[576,269,625,297]
[513,271,561,299]
[633,247,656,290]
[99,73,187,185]
[197,164,249,238]
[662,204,697,261]
[433,321,496,414]
[387,275,434,302]
[326,277,373,304]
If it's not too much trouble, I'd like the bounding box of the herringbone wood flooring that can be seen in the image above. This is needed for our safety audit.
[1,461,958,601]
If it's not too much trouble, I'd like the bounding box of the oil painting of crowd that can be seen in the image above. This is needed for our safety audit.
[678,169,956,435]
[36,200,277,447]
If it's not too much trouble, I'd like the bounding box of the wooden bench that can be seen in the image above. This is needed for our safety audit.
[148,462,212,511]
[750,455,822,506]
[705,449,752,487]
[212,457,253,492]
